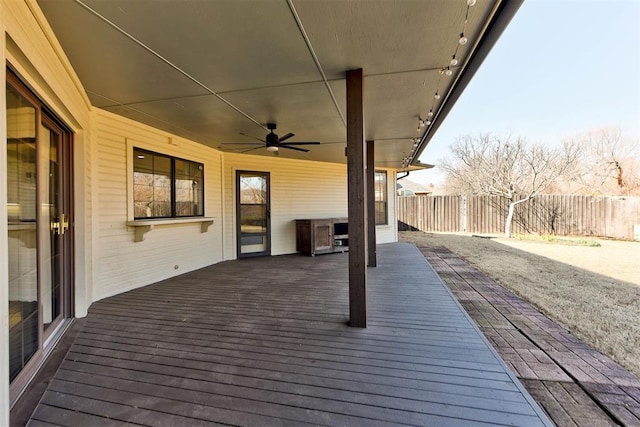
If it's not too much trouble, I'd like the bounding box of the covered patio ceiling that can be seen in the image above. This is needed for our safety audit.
[36,0,521,169]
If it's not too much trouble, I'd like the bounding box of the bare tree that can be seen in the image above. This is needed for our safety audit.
[563,128,640,196]
[240,176,266,204]
[440,133,580,237]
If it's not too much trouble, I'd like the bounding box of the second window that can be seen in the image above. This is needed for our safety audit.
[133,148,204,219]
[374,170,388,225]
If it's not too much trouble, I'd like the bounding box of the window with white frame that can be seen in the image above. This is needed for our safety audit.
[374,170,388,225]
[133,147,204,219]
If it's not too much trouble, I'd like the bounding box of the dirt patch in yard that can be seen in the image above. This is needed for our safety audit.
[400,231,640,377]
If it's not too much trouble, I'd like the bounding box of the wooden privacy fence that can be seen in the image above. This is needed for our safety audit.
[398,195,640,240]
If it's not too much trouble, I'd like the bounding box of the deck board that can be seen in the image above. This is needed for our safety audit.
[28,243,551,426]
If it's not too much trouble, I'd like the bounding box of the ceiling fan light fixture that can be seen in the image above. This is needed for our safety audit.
[266,146,279,152]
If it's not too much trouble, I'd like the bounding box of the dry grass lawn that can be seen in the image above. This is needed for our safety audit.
[400,231,640,377]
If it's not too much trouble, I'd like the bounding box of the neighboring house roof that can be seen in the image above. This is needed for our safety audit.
[37,0,522,169]
[397,178,433,196]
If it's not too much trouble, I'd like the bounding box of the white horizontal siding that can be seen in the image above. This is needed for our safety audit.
[92,110,224,301]
[223,153,347,259]
[223,153,397,259]
[376,171,398,244]
[76,128,93,316]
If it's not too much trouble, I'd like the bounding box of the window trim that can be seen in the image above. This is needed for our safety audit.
[127,140,205,221]
[126,141,214,242]
[374,170,388,226]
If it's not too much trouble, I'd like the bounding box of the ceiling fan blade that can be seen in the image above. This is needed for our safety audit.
[279,132,295,142]
[221,142,263,145]
[218,146,248,151]
[239,132,266,143]
[280,145,310,152]
[281,141,320,146]
[240,146,265,154]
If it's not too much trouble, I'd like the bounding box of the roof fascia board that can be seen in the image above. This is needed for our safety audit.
[414,0,524,162]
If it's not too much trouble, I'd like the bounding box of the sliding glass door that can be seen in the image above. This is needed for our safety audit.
[7,71,74,403]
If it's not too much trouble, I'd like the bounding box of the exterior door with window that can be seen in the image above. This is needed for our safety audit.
[236,171,270,258]
[7,72,74,403]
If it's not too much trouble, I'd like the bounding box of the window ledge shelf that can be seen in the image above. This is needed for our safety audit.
[125,217,215,242]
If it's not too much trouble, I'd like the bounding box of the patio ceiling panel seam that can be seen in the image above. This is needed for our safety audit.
[88,91,212,142]
[287,0,347,127]
[73,0,267,131]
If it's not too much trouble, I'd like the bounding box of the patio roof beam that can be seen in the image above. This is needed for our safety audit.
[346,68,367,328]
[367,140,377,268]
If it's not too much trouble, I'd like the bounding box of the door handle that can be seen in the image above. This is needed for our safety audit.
[51,213,69,235]
[60,213,69,234]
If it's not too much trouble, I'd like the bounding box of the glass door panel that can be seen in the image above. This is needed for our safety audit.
[39,122,63,338]
[6,84,40,383]
[237,172,270,257]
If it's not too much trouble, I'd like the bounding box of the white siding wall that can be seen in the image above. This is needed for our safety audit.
[75,125,92,315]
[223,153,396,259]
[376,171,398,244]
[223,153,348,258]
[92,110,224,301]
[93,121,398,300]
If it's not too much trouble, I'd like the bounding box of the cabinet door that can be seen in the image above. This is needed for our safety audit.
[296,221,311,254]
[313,222,333,254]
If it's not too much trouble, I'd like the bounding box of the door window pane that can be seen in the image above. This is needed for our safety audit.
[238,173,269,256]
[6,83,39,382]
[40,124,62,329]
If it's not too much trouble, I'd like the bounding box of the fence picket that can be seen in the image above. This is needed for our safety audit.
[397,195,640,239]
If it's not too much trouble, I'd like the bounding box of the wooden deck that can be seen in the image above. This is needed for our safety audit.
[28,243,552,426]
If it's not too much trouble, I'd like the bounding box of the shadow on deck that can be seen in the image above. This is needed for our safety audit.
[25,243,551,426]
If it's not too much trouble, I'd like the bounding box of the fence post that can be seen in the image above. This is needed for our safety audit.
[460,196,467,233]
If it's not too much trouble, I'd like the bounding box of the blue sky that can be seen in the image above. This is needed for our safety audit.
[414,0,640,185]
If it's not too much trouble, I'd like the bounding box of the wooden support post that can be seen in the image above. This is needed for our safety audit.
[366,140,377,267]
[346,68,367,328]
